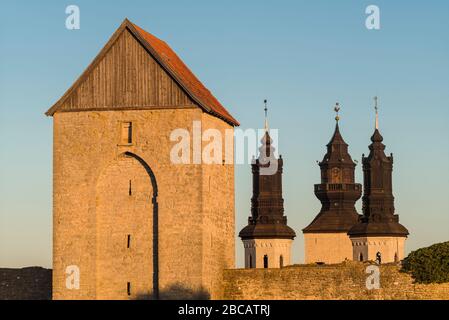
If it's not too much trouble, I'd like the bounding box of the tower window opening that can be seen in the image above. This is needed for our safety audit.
[280,255,284,268]
[127,235,131,249]
[129,180,132,196]
[249,254,253,269]
[127,282,131,296]
[359,253,363,262]
[263,255,268,269]
[121,122,133,145]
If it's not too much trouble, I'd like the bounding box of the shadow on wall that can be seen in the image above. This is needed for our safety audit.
[134,283,210,300]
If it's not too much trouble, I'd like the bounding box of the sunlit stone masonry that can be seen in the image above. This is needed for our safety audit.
[47,19,239,300]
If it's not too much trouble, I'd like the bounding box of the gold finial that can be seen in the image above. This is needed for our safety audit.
[334,102,341,122]
[264,99,269,131]
[374,96,379,130]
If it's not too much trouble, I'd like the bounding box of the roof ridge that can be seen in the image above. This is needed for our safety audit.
[128,20,239,125]
[46,19,239,126]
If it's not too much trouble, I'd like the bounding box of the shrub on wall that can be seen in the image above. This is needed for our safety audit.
[401,241,449,284]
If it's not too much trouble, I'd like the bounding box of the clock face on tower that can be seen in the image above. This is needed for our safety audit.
[331,167,341,183]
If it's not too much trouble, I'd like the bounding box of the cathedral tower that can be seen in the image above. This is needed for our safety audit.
[239,101,296,268]
[349,98,408,263]
[303,104,362,264]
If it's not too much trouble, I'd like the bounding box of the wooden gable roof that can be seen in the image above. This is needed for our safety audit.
[46,19,239,126]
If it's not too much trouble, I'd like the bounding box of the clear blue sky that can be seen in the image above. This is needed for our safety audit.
[1,0,448,268]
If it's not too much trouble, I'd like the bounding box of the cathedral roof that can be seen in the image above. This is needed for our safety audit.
[239,223,296,240]
[327,123,348,147]
[320,122,355,166]
[302,210,361,233]
[348,220,409,237]
[371,128,384,143]
[364,128,389,162]
[46,19,239,126]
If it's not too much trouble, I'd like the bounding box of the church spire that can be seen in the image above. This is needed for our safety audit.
[325,103,350,160]
[239,99,295,268]
[303,102,361,234]
[328,102,347,145]
[302,102,362,264]
[370,96,384,144]
[348,103,408,238]
[259,100,275,161]
[348,103,408,263]
[264,99,269,132]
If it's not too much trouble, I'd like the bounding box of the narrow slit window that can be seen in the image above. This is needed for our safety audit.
[127,282,131,296]
[127,235,131,249]
[121,122,133,145]
[129,180,132,196]
[263,255,268,269]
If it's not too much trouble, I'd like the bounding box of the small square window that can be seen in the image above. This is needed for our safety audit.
[120,122,133,145]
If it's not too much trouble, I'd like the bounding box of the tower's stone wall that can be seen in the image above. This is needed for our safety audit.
[52,108,234,300]
[243,239,292,268]
[199,112,235,299]
[351,236,406,263]
[303,233,353,264]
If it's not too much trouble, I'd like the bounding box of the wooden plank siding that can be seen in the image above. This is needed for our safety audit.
[59,29,196,111]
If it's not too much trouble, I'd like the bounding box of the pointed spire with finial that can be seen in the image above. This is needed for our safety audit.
[303,101,361,235]
[259,99,275,161]
[264,99,269,132]
[327,102,347,147]
[371,96,384,143]
[334,102,341,123]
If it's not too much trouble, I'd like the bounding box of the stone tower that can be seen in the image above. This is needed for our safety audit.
[349,98,408,263]
[239,102,296,269]
[303,104,362,264]
[46,19,238,300]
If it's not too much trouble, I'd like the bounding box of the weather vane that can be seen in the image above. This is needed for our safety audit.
[264,99,268,118]
[334,102,341,122]
[264,99,269,131]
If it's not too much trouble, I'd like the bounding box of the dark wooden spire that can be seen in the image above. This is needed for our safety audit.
[348,128,409,236]
[303,114,362,233]
[239,105,295,240]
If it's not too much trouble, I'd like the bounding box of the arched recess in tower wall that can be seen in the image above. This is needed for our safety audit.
[95,152,158,299]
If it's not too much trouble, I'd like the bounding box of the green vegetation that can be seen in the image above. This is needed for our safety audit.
[401,241,449,284]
